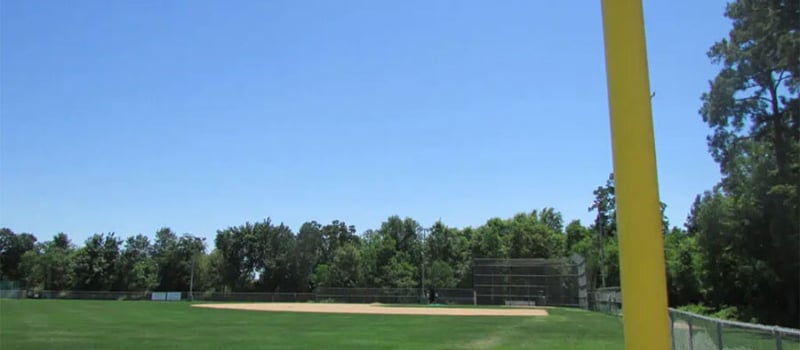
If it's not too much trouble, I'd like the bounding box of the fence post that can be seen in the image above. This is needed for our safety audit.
[716,321,723,350]
[670,312,675,350]
[775,327,783,350]
[473,290,477,306]
[688,318,694,350]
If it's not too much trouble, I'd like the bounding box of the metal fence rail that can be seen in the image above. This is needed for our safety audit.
[670,309,800,350]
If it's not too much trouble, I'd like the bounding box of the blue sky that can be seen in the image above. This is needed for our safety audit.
[1,0,729,244]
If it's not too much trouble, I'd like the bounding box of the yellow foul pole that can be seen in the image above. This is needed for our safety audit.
[600,1,671,350]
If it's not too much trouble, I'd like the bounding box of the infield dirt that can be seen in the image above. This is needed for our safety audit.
[192,303,549,317]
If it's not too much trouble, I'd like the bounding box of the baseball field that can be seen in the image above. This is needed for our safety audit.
[0,299,624,349]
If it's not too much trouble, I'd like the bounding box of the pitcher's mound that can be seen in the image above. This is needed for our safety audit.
[193,303,548,317]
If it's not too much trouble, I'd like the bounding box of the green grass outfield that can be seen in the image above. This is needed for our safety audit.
[0,299,624,350]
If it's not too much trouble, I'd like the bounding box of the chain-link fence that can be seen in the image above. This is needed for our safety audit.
[33,290,153,300]
[670,309,800,350]
[25,290,317,302]
[590,286,800,350]
[193,291,315,302]
[0,280,22,299]
[591,286,622,315]
[314,287,474,304]
[14,288,479,305]
[472,258,582,306]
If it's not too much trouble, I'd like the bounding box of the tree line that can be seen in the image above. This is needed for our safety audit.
[0,0,796,327]
[0,209,571,295]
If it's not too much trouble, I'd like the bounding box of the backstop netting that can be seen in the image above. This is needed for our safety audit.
[472,258,583,307]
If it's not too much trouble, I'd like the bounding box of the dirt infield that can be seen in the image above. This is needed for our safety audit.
[192,303,549,317]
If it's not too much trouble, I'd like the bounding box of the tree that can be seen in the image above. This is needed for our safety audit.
[425,221,471,288]
[378,216,420,259]
[253,221,295,292]
[470,218,509,258]
[17,233,76,291]
[214,219,295,292]
[118,234,157,291]
[72,233,122,291]
[0,228,37,281]
[584,174,671,288]
[215,224,256,291]
[664,227,702,306]
[320,220,359,264]
[429,260,457,288]
[295,221,323,291]
[152,228,205,291]
[194,249,224,293]
[359,229,399,287]
[698,0,799,326]
[323,243,363,288]
[295,220,360,291]
[507,211,564,259]
[589,174,617,238]
[538,207,564,234]
[565,220,590,252]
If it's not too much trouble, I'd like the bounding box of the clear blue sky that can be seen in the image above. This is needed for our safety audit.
[1,0,728,244]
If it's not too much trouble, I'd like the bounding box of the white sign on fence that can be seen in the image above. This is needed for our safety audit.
[151,292,167,301]
[166,292,181,301]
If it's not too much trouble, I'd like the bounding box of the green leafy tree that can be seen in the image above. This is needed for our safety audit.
[697,0,799,326]
[295,221,323,290]
[508,211,564,259]
[118,234,157,291]
[664,227,702,306]
[470,218,509,258]
[215,224,256,291]
[565,220,590,252]
[359,229,398,287]
[194,249,225,293]
[253,221,295,292]
[322,243,363,288]
[72,233,123,291]
[19,235,75,291]
[425,221,471,288]
[152,228,205,291]
[538,207,564,234]
[429,260,457,288]
[295,220,359,291]
[0,228,37,282]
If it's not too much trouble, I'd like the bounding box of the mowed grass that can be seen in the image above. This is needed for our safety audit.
[0,299,624,350]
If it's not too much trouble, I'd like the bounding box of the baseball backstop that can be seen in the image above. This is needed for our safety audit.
[472,256,587,307]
